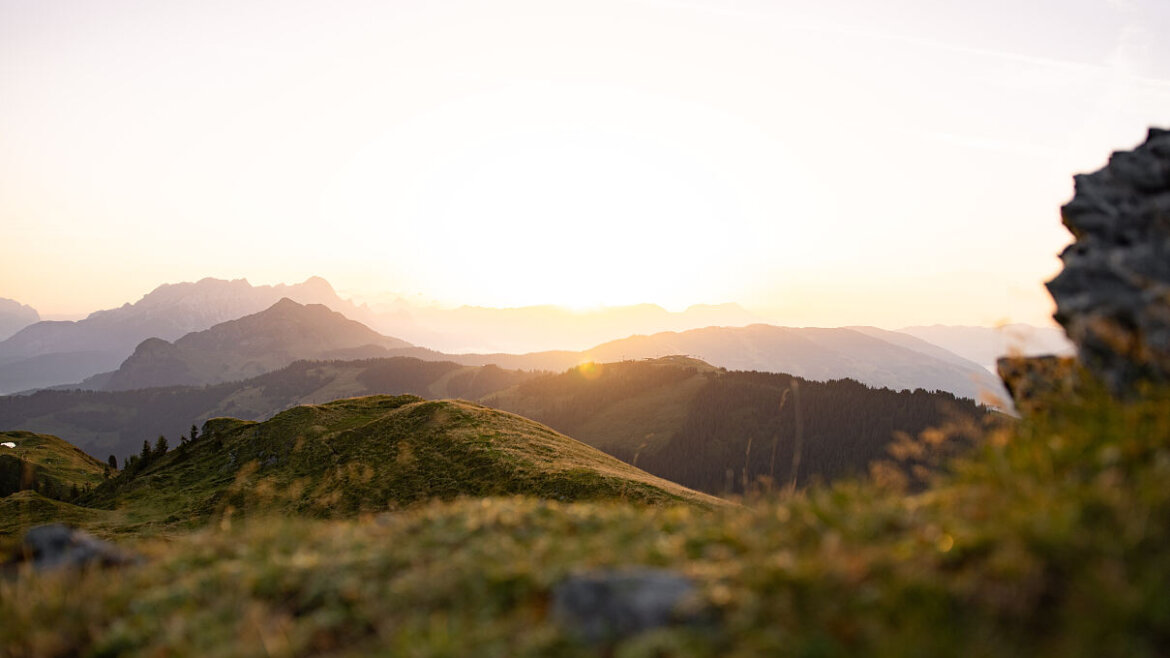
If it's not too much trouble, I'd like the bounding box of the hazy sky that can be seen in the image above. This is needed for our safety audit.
[2,0,1167,326]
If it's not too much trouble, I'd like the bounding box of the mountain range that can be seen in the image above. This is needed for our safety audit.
[61,297,1000,405]
[897,324,1075,371]
[371,300,765,353]
[0,277,766,394]
[3,276,1073,407]
[102,299,413,390]
[0,277,366,394]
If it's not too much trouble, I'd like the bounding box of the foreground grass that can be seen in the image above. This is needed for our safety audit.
[3,388,1170,657]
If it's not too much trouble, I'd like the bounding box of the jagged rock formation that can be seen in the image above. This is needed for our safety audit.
[1047,128,1170,395]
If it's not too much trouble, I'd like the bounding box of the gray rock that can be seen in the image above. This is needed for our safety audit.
[1047,127,1170,395]
[552,568,706,644]
[12,524,140,571]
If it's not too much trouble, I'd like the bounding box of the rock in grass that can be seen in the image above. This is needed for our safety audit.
[11,524,139,571]
[997,355,1080,416]
[552,568,707,644]
[1047,127,1170,395]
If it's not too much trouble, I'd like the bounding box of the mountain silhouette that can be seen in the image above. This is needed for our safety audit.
[103,299,412,390]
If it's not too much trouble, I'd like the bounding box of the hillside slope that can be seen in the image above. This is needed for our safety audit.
[87,395,719,529]
[486,357,992,494]
[0,490,111,536]
[0,430,107,499]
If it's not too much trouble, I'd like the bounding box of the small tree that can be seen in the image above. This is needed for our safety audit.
[108,454,118,470]
[140,440,152,462]
[155,435,169,456]
[190,424,199,442]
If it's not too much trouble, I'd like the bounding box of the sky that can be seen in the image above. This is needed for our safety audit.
[1,0,1167,326]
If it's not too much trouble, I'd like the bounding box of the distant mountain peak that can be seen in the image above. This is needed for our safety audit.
[102,297,412,391]
[0,297,40,342]
[269,297,305,310]
[298,275,334,292]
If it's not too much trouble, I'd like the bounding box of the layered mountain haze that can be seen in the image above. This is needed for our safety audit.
[0,277,370,394]
[81,296,1001,402]
[2,276,1011,406]
[573,324,1005,403]
[897,324,1076,372]
[373,301,764,353]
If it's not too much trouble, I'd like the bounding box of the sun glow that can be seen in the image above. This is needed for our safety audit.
[2,0,1163,325]
[320,83,816,310]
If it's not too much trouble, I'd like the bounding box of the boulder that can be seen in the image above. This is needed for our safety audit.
[1047,127,1170,395]
[9,524,140,571]
[551,568,708,644]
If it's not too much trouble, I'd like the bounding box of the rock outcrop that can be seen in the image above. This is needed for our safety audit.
[1047,127,1170,395]
[7,524,140,571]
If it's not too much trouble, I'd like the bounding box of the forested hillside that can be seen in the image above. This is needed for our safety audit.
[488,358,993,494]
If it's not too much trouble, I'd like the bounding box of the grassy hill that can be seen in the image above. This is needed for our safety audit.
[3,385,1168,657]
[78,394,719,534]
[0,430,108,499]
[0,490,111,537]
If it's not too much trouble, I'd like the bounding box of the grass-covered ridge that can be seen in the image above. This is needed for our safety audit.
[70,394,720,534]
[0,490,111,537]
[4,385,1169,656]
[0,430,107,500]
